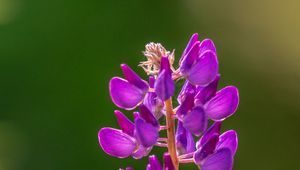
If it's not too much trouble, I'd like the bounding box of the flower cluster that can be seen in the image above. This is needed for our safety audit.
[98,33,239,170]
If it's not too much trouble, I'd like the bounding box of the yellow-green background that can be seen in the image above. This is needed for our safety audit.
[0,0,299,169]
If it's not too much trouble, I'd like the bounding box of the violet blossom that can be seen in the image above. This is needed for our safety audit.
[98,33,240,170]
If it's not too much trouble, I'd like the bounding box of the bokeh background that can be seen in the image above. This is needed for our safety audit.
[0,0,300,169]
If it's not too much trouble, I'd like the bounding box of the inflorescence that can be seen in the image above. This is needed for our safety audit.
[98,33,240,170]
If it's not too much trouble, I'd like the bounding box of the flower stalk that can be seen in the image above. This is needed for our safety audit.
[165,98,179,170]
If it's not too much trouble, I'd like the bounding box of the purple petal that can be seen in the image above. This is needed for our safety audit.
[201,148,233,170]
[160,56,172,74]
[216,130,238,156]
[143,87,164,120]
[109,77,145,110]
[197,121,222,149]
[131,145,152,159]
[194,134,219,164]
[182,106,207,136]
[139,104,159,127]
[146,164,151,170]
[186,51,218,86]
[176,92,195,120]
[176,121,196,155]
[148,155,163,170]
[149,75,155,88]
[114,110,135,136]
[199,39,216,56]
[180,42,200,74]
[121,64,149,92]
[177,80,196,104]
[163,153,175,170]
[98,128,137,158]
[195,75,220,106]
[205,86,239,121]
[154,70,175,101]
[143,92,164,119]
[183,33,199,56]
[135,118,159,147]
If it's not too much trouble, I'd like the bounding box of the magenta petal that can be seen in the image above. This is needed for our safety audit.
[114,110,134,136]
[199,39,216,56]
[195,75,220,106]
[216,130,238,156]
[154,70,175,101]
[177,80,196,104]
[149,75,155,88]
[148,155,163,170]
[182,106,207,136]
[135,118,159,147]
[182,33,199,57]
[194,134,219,165]
[180,42,200,74]
[98,128,137,158]
[176,92,195,120]
[109,77,145,110]
[155,56,175,101]
[139,104,159,127]
[121,64,149,91]
[176,121,196,155]
[143,89,164,120]
[197,121,222,149]
[201,148,233,170]
[205,86,239,121]
[160,56,172,73]
[186,51,218,86]
[131,145,152,159]
[163,153,175,170]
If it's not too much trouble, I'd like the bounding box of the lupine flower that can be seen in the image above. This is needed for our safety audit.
[98,33,240,170]
[109,64,149,110]
[179,33,218,86]
[193,123,238,170]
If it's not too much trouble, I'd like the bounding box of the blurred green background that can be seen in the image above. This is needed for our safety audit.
[0,0,300,169]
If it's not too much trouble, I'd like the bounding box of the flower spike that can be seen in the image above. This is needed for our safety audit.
[99,33,240,170]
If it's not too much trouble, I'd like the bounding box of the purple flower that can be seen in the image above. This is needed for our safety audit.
[135,105,159,147]
[98,33,240,170]
[98,109,156,159]
[179,34,218,86]
[175,75,239,136]
[193,126,238,170]
[109,64,149,110]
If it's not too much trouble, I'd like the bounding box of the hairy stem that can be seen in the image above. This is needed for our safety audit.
[165,98,179,170]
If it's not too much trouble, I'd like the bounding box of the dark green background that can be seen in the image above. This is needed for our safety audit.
[0,0,299,169]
